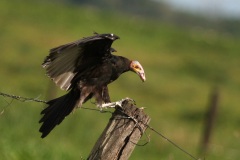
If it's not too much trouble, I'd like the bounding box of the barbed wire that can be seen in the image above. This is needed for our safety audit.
[0,91,201,160]
[0,92,47,103]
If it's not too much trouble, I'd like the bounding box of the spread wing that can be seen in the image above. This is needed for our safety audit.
[42,33,119,90]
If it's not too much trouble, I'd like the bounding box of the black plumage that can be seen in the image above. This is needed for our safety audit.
[39,33,145,138]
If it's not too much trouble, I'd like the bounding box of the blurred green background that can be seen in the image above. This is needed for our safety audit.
[0,0,239,159]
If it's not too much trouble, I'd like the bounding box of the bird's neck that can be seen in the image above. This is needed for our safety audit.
[115,56,131,73]
[108,56,131,82]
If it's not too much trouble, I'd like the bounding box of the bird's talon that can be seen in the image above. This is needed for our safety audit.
[123,97,136,105]
[115,101,122,107]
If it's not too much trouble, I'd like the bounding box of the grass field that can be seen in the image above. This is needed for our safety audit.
[0,1,240,159]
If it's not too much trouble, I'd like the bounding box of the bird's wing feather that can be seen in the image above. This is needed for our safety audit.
[42,34,119,90]
[43,46,79,90]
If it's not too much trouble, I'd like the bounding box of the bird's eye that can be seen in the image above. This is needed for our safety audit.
[134,65,140,70]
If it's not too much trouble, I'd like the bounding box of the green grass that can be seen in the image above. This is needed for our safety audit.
[0,0,240,159]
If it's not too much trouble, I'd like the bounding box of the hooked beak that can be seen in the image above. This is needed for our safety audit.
[130,61,146,82]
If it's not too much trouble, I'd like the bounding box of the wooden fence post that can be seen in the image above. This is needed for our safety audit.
[200,87,219,154]
[88,99,151,160]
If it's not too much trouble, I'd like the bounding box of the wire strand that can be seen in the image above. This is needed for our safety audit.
[146,124,201,160]
[0,92,47,103]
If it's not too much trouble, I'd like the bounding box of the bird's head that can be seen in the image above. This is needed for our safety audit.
[130,61,146,82]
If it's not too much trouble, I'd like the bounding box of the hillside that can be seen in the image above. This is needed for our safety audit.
[0,0,239,160]
[65,0,240,36]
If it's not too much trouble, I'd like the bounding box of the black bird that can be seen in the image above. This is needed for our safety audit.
[39,33,146,138]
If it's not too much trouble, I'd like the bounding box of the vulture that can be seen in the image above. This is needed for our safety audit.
[39,33,146,138]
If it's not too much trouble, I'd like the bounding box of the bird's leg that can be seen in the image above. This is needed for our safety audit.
[99,97,135,110]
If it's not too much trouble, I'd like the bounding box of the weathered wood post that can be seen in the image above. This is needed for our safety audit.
[88,99,151,160]
[200,87,219,154]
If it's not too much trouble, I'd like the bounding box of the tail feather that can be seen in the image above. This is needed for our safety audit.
[39,89,80,138]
